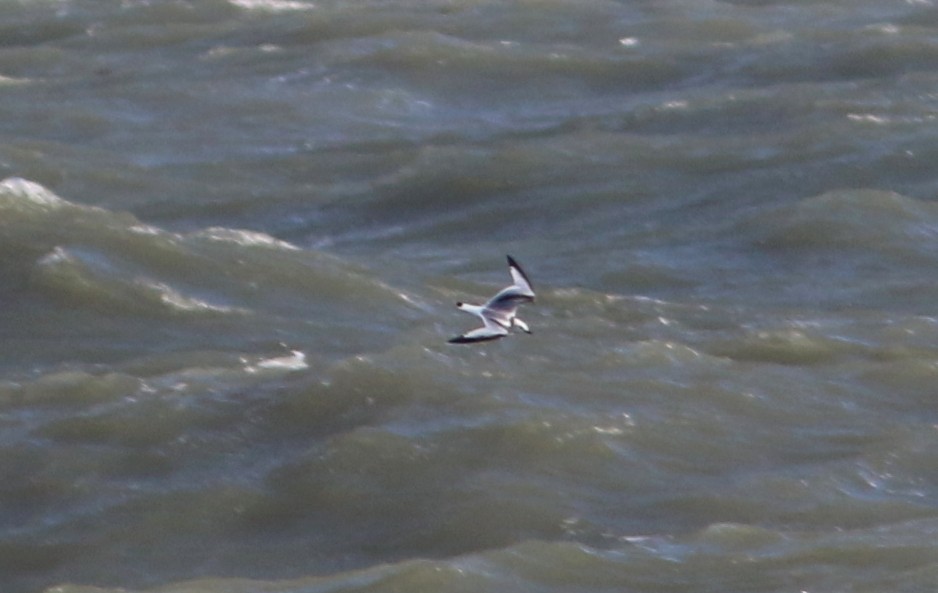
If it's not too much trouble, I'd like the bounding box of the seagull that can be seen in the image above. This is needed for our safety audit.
[448,255,535,344]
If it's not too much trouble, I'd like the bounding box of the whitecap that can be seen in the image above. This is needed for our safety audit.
[242,348,310,374]
[36,246,74,266]
[0,75,30,86]
[254,350,308,371]
[847,113,890,125]
[194,227,300,251]
[128,224,166,237]
[0,177,66,210]
[227,0,314,11]
[142,280,248,314]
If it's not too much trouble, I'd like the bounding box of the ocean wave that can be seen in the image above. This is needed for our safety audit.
[40,517,938,593]
[1,178,417,327]
[751,189,938,253]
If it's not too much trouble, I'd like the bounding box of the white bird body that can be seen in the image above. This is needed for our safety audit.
[449,256,535,344]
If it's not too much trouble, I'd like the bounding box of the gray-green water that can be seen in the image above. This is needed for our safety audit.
[3,1,938,592]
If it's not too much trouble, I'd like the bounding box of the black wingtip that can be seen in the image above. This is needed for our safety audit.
[506,254,533,291]
[448,334,504,345]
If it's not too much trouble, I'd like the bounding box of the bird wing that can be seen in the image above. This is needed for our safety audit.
[506,255,534,297]
[482,256,535,317]
[484,286,534,315]
[448,317,508,344]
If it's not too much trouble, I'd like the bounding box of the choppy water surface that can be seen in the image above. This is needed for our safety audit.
[3,1,938,591]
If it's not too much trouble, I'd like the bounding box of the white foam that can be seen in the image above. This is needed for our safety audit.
[129,224,166,237]
[143,280,247,314]
[0,75,30,86]
[847,113,890,125]
[0,177,66,210]
[255,350,308,371]
[228,0,313,11]
[37,246,74,266]
[195,227,300,251]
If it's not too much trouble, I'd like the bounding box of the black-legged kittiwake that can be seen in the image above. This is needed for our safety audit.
[449,255,535,344]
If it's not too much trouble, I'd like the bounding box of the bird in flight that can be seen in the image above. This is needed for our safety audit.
[448,255,535,344]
